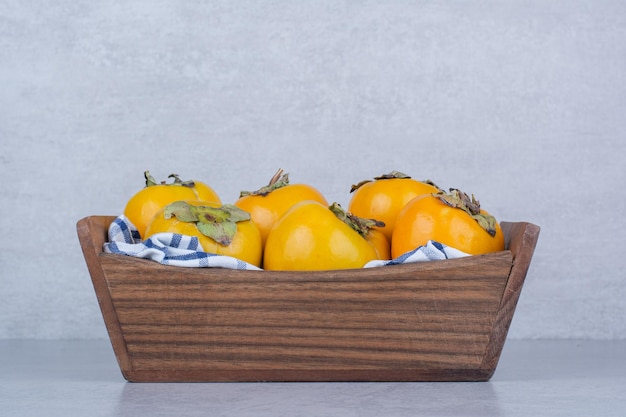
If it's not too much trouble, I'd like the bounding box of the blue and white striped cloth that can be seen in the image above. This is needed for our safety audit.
[103,215,261,270]
[103,215,468,270]
[363,240,468,267]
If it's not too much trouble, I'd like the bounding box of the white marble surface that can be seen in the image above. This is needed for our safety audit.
[2,339,625,416]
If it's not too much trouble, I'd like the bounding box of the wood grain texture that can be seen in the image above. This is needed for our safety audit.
[77,216,539,382]
[480,221,541,378]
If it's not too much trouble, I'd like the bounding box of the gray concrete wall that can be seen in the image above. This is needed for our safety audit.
[2,0,625,339]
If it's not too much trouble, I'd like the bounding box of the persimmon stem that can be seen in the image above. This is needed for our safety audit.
[144,171,195,188]
[329,202,385,238]
[373,170,411,180]
[144,171,159,187]
[268,168,284,186]
[435,189,498,237]
[239,168,290,197]
[350,171,442,193]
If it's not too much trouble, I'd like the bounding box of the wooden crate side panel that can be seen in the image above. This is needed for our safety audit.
[480,221,541,376]
[99,253,512,377]
[76,216,134,379]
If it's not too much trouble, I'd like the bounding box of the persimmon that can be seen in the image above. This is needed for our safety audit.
[328,203,391,261]
[391,189,505,257]
[123,171,221,238]
[348,171,441,242]
[145,200,262,267]
[366,228,391,261]
[263,202,381,271]
[234,169,328,245]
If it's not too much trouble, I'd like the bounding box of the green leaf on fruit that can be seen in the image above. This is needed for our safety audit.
[197,221,238,246]
[162,201,251,246]
[163,201,199,222]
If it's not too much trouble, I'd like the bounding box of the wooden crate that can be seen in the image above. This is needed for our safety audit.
[77,215,539,382]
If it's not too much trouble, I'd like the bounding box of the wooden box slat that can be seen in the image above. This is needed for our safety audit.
[77,215,539,382]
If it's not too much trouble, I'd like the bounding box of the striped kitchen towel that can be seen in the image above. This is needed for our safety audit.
[103,215,262,270]
[103,215,468,270]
